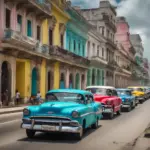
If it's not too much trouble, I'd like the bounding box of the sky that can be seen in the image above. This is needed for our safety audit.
[71,0,150,61]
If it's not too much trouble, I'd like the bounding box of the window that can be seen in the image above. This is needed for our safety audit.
[97,46,100,56]
[5,8,11,28]
[78,43,80,55]
[102,48,104,57]
[49,28,53,45]
[27,20,32,37]
[74,40,76,52]
[69,37,71,50]
[82,45,85,56]
[17,14,22,32]
[102,27,104,35]
[60,34,64,48]
[37,25,41,41]
[112,90,118,96]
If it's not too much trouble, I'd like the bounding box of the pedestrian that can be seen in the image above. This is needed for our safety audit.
[36,90,41,104]
[16,90,20,105]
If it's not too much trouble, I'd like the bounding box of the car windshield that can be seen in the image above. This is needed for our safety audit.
[86,88,106,94]
[117,90,131,96]
[46,92,84,103]
[129,88,143,92]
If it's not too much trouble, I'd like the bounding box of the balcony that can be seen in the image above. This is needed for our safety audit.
[106,39,117,50]
[102,14,116,32]
[6,0,52,18]
[1,29,49,58]
[90,56,107,67]
[49,46,90,68]
[106,59,118,70]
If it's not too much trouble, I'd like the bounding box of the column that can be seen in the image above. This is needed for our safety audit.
[84,71,87,89]
[22,10,26,35]
[104,70,107,86]
[65,68,69,88]
[53,62,60,89]
[0,62,2,105]
[0,0,5,38]
[32,17,36,39]
[11,4,17,30]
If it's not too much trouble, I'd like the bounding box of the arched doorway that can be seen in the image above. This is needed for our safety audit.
[92,69,96,85]
[69,74,73,89]
[31,67,38,96]
[75,73,80,89]
[1,61,11,105]
[48,71,53,91]
[81,74,85,89]
[60,73,65,89]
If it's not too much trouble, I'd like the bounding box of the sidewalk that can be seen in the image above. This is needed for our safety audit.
[0,105,29,115]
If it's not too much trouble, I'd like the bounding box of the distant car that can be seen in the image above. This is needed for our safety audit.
[21,89,102,140]
[116,88,137,112]
[140,86,150,100]
[86,86,122,119]
[128,87,145,104]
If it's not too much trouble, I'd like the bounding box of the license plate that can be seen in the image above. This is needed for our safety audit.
[41,125,56,131]
[104,108,112,112]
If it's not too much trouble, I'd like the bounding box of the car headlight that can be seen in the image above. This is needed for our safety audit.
[23,108,30,115]
[72,111,80,118]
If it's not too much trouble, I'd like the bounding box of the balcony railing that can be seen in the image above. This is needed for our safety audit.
[91,56,107,65]
[3,29,49,54]
[49,46,90,66]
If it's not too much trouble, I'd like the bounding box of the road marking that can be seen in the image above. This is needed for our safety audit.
[0,119,20,126]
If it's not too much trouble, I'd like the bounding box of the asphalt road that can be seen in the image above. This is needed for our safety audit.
[0,100,150,150]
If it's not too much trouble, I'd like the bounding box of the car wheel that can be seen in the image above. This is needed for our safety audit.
[127,104,131,112]
[117,109,121,115]
[109,109,114,119]
[26,129,35,138]
[139,100,143,104]
[91,118,99,129]
[132,102,135,109]
[75,127,83,140]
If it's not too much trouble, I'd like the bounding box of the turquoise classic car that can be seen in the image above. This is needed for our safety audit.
[21,89,103,140]
[116,88,136,112]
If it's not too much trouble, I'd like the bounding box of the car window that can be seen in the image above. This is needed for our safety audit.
[106,89,112,96]
[86,88,106,95]
[112,90,118,96]
[85,95,93,104]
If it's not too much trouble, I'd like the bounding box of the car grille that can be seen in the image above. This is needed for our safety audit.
[29,116,76,127]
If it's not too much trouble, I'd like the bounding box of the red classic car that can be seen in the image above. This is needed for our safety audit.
[86,86,122,119]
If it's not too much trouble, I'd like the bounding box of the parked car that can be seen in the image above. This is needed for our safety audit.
[116,88,137,112]
[140,86,150,100]
[21,89,103,140]
[86,86,122,119]
[127,87,145,104]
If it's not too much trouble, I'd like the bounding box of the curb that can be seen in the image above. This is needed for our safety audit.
[144,123,150,138]
[0,109,23,115]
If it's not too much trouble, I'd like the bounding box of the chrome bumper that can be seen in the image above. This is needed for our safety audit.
[21,119,82,134]
[122,104,130,108]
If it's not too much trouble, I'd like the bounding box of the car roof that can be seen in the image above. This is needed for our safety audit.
[116,88,132,91]
[47,89,92,95]
[86,86,115,89]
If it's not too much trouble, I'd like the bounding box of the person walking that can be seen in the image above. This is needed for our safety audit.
[36,90,41,105]
[16,90,20,105]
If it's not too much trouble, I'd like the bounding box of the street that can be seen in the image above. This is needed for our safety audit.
[0,100,150,150]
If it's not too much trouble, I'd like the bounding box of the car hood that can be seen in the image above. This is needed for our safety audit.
[28,101,85,117]
[94,94,110,104]
[118,95,131,102]
[132,91,144,96]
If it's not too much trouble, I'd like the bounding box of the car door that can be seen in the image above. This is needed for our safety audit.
[112,90,120,112]
[85,95,95,126]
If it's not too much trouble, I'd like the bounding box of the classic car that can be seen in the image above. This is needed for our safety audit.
[21,89,103,140]
[116,88,137,112]
[127,86,145,104]
[86,86,122,119]
[139,86,150,100]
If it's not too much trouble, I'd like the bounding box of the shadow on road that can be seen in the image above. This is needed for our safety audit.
[18,125,102,144]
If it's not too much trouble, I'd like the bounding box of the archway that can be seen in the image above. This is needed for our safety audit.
[81,74,85,89]
[75,73,80,89]
[92,69,96,85]
[48,71,53,91]
[31,67,38,96]
[1,61,11,105]
[69,74,73,89]
[60,73,65,89]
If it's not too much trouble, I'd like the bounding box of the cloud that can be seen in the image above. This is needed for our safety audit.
[71,0,150,60]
